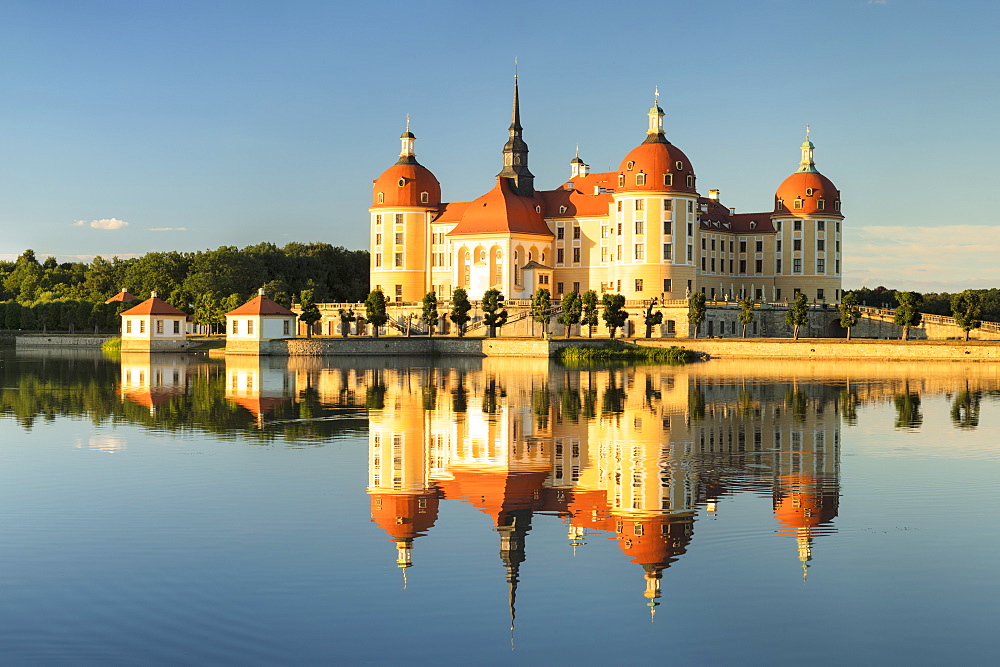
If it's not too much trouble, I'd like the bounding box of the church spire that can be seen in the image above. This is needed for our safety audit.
[797,125,817,173]
[498,73,535,197]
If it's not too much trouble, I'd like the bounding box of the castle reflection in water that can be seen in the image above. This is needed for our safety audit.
[112,353,998,620]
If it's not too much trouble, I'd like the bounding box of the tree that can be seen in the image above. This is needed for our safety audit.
[737,297,755,338]
[531,288,551,336]
[580,290,599,338]
[481,288,508,337]
[298,289,321,338]
[785,292,810,339]
[421,291,439,336]
[601,293,629,339]
[337,308,355,337]
[643,299,663,338]
[839,292,862,340]
[449,288,472,337]
[558,291,582,338]
[951,290,982,341]
[364,289,388,338]
[688,292,706,338]
[893,291,923,340]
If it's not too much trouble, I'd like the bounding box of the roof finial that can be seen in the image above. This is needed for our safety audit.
[575,143,579,158]
[654,86,660,105]
[514,56,518,79]
[805,123,810,140]
[406,113,410,133]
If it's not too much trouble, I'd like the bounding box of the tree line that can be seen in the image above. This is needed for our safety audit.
[0,244,369,332]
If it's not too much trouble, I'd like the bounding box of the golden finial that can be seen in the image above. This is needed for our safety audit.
[805,123,811,140]
[514,56,518,79]
[405,113,410,132]
[654,86,660,104]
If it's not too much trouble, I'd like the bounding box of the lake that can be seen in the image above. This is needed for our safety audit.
[1,348,997,665]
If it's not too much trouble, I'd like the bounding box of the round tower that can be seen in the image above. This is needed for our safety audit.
[607,92,699,302]
[771,129,844,305]
[370,121,441,304]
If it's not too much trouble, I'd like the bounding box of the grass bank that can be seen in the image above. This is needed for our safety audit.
[557,340,701,364]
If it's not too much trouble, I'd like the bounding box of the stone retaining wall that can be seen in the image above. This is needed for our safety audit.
[657,339,1000,361]
[16,335,114,348]
[228,336,609,358]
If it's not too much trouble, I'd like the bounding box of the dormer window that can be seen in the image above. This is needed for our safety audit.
[636,173,646,186]
[420,191,429,203]
[806,188,815,196]
[535,205,541,213]
[618,173,625,187]
[834,200,841,211]
[749,221,757,230]
[793,198,803,210]
[686,175,694,188]
[626,161,635,171]
[817,199,825,210]
[397,178,405,187]
[675,161,684,170]
[663,174,673,187]
[559,205,567,214]
[377,192,384,203]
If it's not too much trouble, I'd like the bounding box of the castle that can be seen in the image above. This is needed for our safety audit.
[369,80,843,308]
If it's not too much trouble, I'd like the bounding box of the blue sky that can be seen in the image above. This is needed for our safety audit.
[1,0,997,292]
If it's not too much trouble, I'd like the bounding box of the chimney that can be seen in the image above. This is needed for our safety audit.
[708,189,720,200]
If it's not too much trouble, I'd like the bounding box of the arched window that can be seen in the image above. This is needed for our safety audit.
[663,174,672,186]
[636,173,646,186]
[793,199,803,210]
[377,192,384,203]
[420,191,429,203]
[618,173,625,187]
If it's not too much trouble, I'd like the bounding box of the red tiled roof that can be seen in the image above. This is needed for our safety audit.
[447,178,553,237]
[617,140,697,195]
[121,297,188,317]
[225,295,295,317]
[372,162,441,209]
[432,201,470,224]
[774,171,842,217]
[104,290,138,304]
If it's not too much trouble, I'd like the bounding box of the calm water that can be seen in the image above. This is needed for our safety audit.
[0,348,997,665]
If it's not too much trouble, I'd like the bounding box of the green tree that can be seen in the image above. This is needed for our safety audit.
[364,289,388,338]
[337,308,355,337]
[951,290,982,341]
[580,290,599,338]
[601,293,629,339]
[643,299,663,338]
[298,289,321,338]
[688,292,707,339]
[531,288,551,336]
[558,291,582,338]
[449,288,472,336]
[481,288,508,337]
[737,297,755,337]
[839,292,862,340]
[893,291,923,340]
[421,291,439,336]
[785,292,810,339]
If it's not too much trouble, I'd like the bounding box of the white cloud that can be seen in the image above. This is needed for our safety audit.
[73,220,85,226]
[147,227,188,232]
[88,218,130,230]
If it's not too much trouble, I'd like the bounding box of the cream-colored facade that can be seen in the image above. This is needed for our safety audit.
[370,87,843,307]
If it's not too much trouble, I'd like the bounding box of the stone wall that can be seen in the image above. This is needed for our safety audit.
[236,336,610,358]
[121,339,193,352]
[657,339,1000,361]
[16,335,114,348]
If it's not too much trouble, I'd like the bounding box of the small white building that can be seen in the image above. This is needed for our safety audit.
[225,290,297,354]
[120,293,191,352]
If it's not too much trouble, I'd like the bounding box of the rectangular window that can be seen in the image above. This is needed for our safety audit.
[232,319,238,335]
[776,240,782,252]
[739,259,747,274]
[601,225,609,238]
[617,201,623,212]
[634,244,644,260]
[139,320,145,334]
[687,222,693,235]
[776,259,782,274]
[663,220,671,235]
[573,247,581,263]
[818,221,825,231]
[539,275,549,285]
[394,214,403,225]
[155,320,163,334]
[793,258,802,273]
[836,259,841,273]
[687,245,693,262]
[701,238,706,250]
[394,253,403,267]
[710,258,715,271]
[617,246,623,260]
[283,320,290,336]
[755,241,763,252]
[601,247,609,262]
[635,279,643,292]
[247,319,254,335]
[664,174,672,187]
[739,241,746,253]
[618,222,623,235]
[836,240,841,252]
[173,320,180,334]
[557,227,565,240]
[663,279,672,292]
[663,198,672,211]
[794,220,802,231]
[375,233,382,245]
[701,257,706,270]
[818,258,825,273]
[126,320,132,334]
[375,254,382,267]
[793,239,802,251]
[573,226,581,240]
[635,220,644,235]
[755,259,763,273]
[395,233,403,245]
[634,199,644,211]
[557,282,564,294]
[557,248,565,264]
[817,239,825,251]
[711,239,716,251]
[817,288,825,300]
[636,173,646,186]
[573,282,580,292]
[688,201,693,213]
[375,214,382,225]
[663,243,672,260]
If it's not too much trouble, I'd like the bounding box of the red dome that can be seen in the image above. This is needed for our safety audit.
[372,161,441,209]
[616,141,696,195]
[774,171,841,216]
[370,491,440,540]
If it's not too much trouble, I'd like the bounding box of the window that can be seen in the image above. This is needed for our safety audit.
[663,279,672,292]
[663,220,671,235]
[817,239,825,251]
[283,320,290,336]
[618,222,623,235]
[710,239,715,251]
[375,254,382,267]
[739,259,747,274]
[420,191,429,203]
[793,258,802,273]
[663,243,672,260]
[775,221,782,232]
[602,225,609,238]
[817,288,825,300]
[793,239,802,251]
[173,320,180,334]
[573,282,580,292]
[535,205,541,213]
[617,201,623,212]
[618,173,625,187]
[601,247,609,262]
[635,199,644,211]
[394,253,403,267]
[557,248,565,264]
[806,188,814,196]
[634,244,644,260]
[635,279,643,292]
[755,259,763,273]
[557,282,564,294]
[794,220,802,231]
[687,222,693,235]
[397,178,405,187]
[776,240,782,252]
[155,320,163,334]
[836,259,841,273]
[377,192,384,203]
[701,238,706,250]
[573,247,581,263]
[688,201,693,213]
[557,227,564,240]
[663,174,673,187]
[755,241,763,252]
[793,199,803,210]
[395,233,403,245]
[617,245,622,260]
[701,257,706,270]
[139,320,145,334]
[375,233,382,245]
[675,161,684,170]
[710,258,715,271]
[626,161,635,171]
[636,173,646,186]
[573,226,581,240]
[247,320,254,335]
[686,174,694,188]
[539,275,549,285]
[635,220,644,235]
[836,240,841,252]
[231,319,238,335]
[375,214,382,225]
[687,246,693,261]
[817,199,825,210]
[559,205,567,214]
[776,259,782,273]
[817,221,826,231]
[739,241,746,253]
[818,259,825,273]
[126,320,132,334]
[835,200,841,211]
